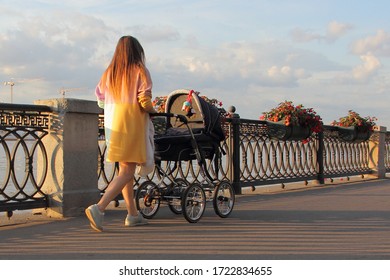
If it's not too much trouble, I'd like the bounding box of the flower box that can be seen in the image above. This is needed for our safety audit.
[267,120,312,141]
[260,101,323,143]
[337,126,372,142]
[331,110,377,143]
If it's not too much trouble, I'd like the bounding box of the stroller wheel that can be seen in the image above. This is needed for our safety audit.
[182,183,206,223]
[168,178,189,215]
[135,181,160,219]
[213,180,235,218]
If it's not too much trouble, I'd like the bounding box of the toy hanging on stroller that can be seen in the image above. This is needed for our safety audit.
[135,89,235,223]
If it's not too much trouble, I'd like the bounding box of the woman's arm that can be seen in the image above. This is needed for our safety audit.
[137,68,156,113]
[95,82,105,109]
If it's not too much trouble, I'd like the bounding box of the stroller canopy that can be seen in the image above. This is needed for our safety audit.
[165,89,225,142]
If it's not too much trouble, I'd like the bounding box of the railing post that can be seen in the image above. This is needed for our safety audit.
[34,98,101,217]
[316,131,325,184]
[369,126,387,179]
[227,106,241,195]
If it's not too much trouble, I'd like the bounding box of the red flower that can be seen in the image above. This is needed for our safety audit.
[260,100,323,143]
[331,110,377,130]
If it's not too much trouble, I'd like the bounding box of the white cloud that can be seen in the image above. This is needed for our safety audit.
[151,38,354,98]
[351,29,390,56]
[328,52,382,85]
[352,52,381,80]
[291,21,353,43]
[266,66,308,86]
[326,21,353,42]
[0,11,117,102]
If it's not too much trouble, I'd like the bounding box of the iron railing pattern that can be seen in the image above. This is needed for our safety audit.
[385,132,390,172]
[0,104,52,212]
[1,107,386,212]
[98,117,377,195]
[322,125,371,178]
[97,116,117,190]
[229,119,319,190]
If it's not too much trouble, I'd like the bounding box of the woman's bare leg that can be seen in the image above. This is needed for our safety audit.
[121,181,138,216]
[96,162,136,214]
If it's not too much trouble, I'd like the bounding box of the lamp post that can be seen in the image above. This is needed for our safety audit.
[3,81,15,103]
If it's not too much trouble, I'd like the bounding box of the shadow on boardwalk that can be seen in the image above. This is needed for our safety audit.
[1,179,390,260]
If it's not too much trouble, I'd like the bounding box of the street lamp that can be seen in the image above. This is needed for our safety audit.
[3,81,15,103]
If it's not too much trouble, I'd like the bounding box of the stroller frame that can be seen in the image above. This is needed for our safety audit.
[135,90,235,223]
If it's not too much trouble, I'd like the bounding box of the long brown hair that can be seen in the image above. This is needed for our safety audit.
[102,36,146,101]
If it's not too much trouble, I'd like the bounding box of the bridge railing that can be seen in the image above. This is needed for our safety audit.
[215,117,381,194]
[0,103,52,213]
[385,132,390,173]
[1,99,388,216]
[98,110,386,195]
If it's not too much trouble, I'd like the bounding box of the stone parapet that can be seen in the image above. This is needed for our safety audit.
[34,98,101,217]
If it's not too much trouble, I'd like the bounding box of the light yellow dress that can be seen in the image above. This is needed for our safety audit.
[95,67,155,163]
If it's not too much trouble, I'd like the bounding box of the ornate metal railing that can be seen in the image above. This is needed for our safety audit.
[97,115,378,195]
[97,115,117,191]
[226,118,376,192]
[1,105,386,213]
[385,132,390,173]
[0,103,52,213]
[322,125,371,178]
[226,118,320,191]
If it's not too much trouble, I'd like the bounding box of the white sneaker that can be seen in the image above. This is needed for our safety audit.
[125,212,149,227]
[85,204,104,232]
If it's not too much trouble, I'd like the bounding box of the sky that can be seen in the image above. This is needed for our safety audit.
[1,0,390,127]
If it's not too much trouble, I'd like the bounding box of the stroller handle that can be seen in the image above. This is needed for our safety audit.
[150,112,188,124]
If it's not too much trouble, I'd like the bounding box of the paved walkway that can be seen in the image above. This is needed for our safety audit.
[1,178,390,260]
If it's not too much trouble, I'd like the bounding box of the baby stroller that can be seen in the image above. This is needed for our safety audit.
[135,89,235,223]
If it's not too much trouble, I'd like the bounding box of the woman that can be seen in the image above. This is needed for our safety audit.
[85,36,156,232]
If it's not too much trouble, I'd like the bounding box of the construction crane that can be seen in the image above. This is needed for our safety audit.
[59,87,86,98]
